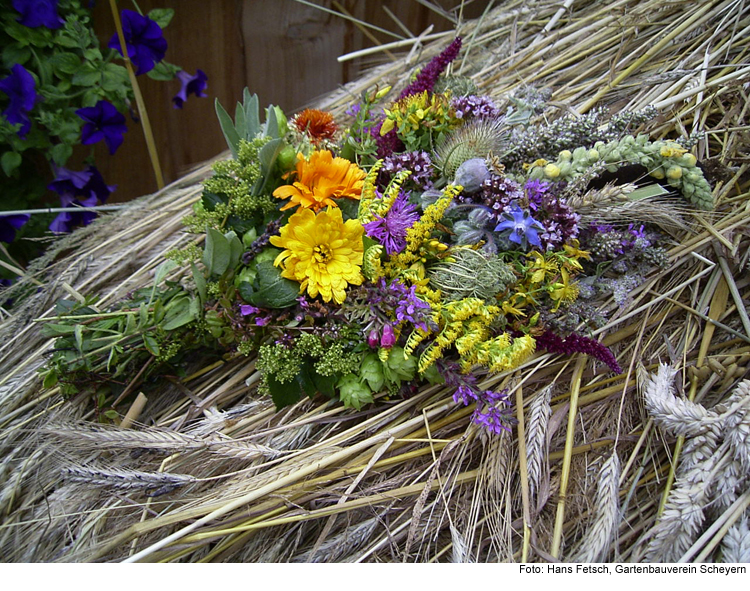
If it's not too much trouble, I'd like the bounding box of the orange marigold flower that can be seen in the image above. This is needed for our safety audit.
[292,108,338,143]
[273,150,366,212]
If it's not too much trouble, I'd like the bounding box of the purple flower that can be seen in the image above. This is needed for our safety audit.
[378,151,434,191]
[76,100,127,154]
[380,324,396,348]
[0,214,31,243]
[172,69,208,108]
[398,37,462,99]
[240,304,260,316]
[453,384,478,406]
[536,330,621,374]
[0,64,39,138]
[12,0,64,29]
[363,191,420,255]
[367,328,380,349]
[472,401,513,434]
[451,95,499,120]
[494,202,544,248]
[394,284,431,331]
[48,166,115,233]
[108,9,168,75]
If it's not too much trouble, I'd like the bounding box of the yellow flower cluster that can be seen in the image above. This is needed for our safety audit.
[270,207,364,304]
[463,333,536,373]
[379,91,455,137]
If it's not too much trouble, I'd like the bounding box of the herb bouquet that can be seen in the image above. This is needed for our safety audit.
[41,36,712,432]
[5,0,750,563]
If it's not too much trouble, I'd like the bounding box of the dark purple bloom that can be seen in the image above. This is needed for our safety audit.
[398,37,462,100]
[76,100,127,154]
[363,191,420,255]
[12,0,64,28]
[0,214,31,243]
[494,202,544,248]
[536,330,622,374]
[367,328,380,349]
[0,64,39,138]
[108,9,168,75]
[373,120,404,160]
[172,69,208,108]
[394,283,431,331]
[48,166,116,233]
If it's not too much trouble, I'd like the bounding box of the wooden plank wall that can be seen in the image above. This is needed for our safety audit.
[86,1,487,202]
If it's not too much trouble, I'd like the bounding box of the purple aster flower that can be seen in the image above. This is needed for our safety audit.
[363,191,420,255]
[494,202,544,248]
[108,9,168,76]
[76,100,127,154]
[398,37,462,99]
[0,64,39,138]
[172,69,208,109]
[48,166,116,233]
[12,0,64,29]
[0,214,31,243]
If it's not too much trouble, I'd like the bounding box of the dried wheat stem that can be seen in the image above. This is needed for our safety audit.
[551,355,586,559]
[721,513,750,563]
[683,490,750,563]
[514,382,532,562]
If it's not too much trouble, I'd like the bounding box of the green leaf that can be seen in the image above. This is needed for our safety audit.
[49,143,72,167]
[234,102,247,141]
[41,323,77,337]
[103,410,120,420]
[1,152,22,177]
[147,60,180,81]
[143,334,159,357]
[203,227,232,276]
[225,231,244,271]
[268,373,302,410]
[101,63,129,91]
[191,263,207,305]
[2,45,31,69]
[337,373,373,411]
[42,370,58,389]
[239,261,300,309]
[243,89,260,138]
[74,324,84,353]
[264,105,279,139]
[48,52,81,75]
[83,47,103,62]
[215,98,240,157]
[148,8,175,29]
[360,353,385,392]
[162,303,197,330]
[71,62,101,86]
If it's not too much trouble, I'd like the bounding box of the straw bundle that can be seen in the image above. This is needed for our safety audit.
[1,0,749,563]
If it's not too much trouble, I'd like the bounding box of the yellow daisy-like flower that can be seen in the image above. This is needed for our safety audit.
[269,207,364,304]
[272,150,366,212]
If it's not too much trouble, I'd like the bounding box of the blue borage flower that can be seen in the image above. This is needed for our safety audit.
[108,9,168,76]
[0,64,39,138]
[76,100,128,155]
[494,201,544,248]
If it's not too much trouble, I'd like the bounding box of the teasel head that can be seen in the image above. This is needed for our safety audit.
[435,117,509,179]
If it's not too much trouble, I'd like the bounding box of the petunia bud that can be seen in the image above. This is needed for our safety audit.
[380,324,396,348]
[367,328,380,349]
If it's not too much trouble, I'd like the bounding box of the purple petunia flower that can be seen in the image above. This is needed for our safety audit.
[108,9,168,76]
[494,202,544,248]
[48,166,116,233]
[0,214,31,243]
[172,69,208,108]
[12,0,64,29]
[0,64,39,138]
[76,100,127,155]
[363,191,420,255]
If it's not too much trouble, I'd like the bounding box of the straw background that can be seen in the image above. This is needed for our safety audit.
[1,0,749,563]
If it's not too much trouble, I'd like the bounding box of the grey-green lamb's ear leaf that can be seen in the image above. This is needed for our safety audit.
[215,98,240,157]
[265,105,279,139]
[234,101,246,140]
[243,89,260,138]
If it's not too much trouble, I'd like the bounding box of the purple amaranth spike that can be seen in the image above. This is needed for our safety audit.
[398,37,462,99]
[536,330,622,374]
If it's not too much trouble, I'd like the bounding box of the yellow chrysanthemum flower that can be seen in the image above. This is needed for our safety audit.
[269,207,364,304]
[273,150,366,212]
